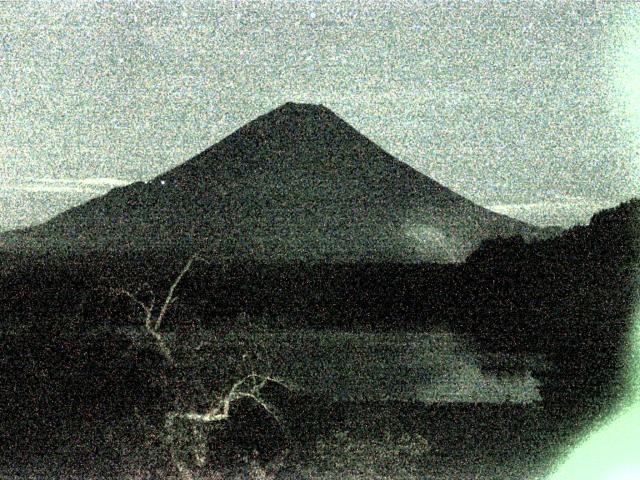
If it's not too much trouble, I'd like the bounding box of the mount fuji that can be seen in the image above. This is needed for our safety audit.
[0,102,545,263]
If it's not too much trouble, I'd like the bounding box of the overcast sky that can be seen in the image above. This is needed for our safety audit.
[1,0,639,230]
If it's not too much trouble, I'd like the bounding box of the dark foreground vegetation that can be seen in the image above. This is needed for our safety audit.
[0,199,638,478]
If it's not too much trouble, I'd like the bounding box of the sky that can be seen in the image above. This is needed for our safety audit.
[1,0,639,230]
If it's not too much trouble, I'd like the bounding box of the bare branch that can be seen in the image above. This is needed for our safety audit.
[111,287,153,320]
[114,255,204,367]
[234,392,282,424]
[147,327,175,366]
[111,287,173,365]
[166,373,288,427]
[144,297,156,330]
[155,255,197,331]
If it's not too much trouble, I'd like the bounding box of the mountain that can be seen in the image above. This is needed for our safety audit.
[0,102,546,263]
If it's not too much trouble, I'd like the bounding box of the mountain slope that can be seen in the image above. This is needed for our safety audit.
[0,102,543,263]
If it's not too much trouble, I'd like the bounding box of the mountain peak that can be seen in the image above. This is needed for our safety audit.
[209,102,341,148]
[276,102,328,114]
[262,102,335,124]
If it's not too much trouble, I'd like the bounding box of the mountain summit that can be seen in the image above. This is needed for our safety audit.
[1,103,542,262]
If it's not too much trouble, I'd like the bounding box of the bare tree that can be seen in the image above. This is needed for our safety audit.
[114,255,294,479]
[113,255,198,366]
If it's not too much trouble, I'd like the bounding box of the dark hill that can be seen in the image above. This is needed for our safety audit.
[0,102,542,263]
[452,198,639,420]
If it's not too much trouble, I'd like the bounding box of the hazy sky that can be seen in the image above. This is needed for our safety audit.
[1,0,639,230]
